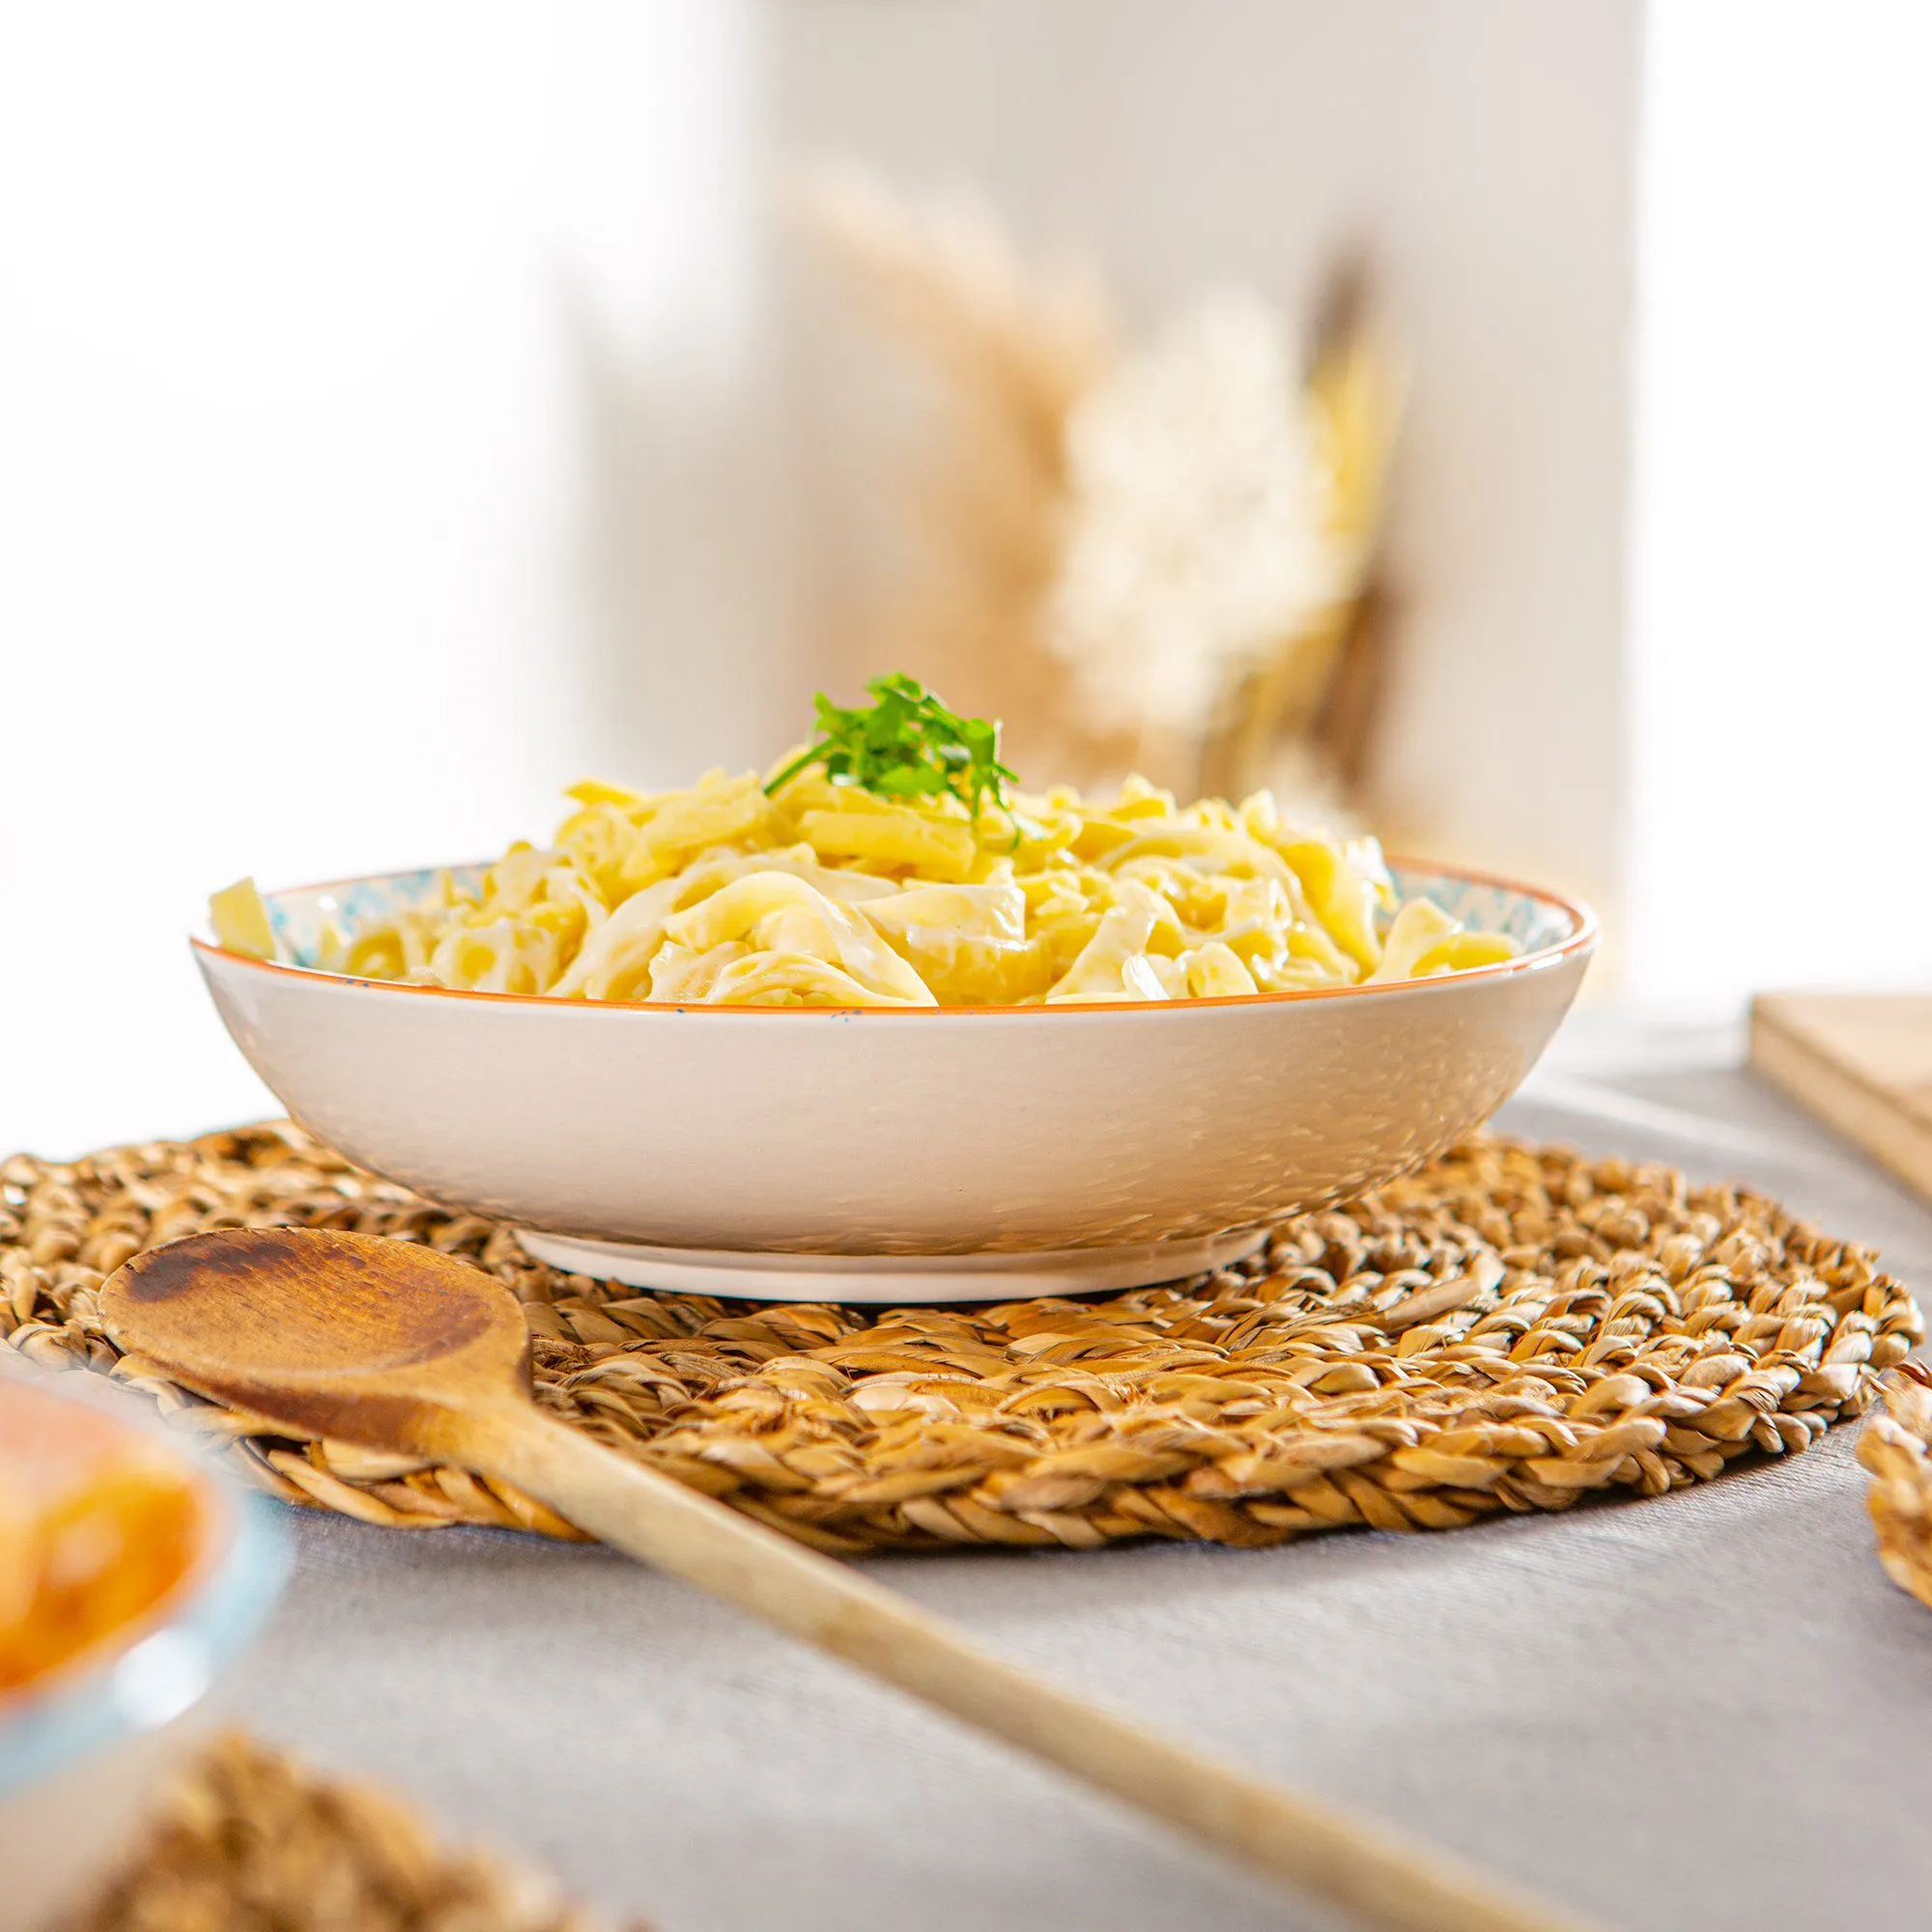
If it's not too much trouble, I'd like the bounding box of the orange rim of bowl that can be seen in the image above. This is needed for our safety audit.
[188,857,1598,1018]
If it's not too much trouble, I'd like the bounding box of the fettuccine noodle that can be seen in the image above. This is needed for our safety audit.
[214,764,1520,1007]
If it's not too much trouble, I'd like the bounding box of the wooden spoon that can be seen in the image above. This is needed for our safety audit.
[101,1227,1595,1932]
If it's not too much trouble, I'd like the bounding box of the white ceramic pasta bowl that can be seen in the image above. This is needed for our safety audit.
[193,862,1593,1302]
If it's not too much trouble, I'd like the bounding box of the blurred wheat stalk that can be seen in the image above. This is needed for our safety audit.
[796,165,1406,816]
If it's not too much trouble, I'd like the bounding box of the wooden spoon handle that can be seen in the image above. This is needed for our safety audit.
[461,1406,1596,1932]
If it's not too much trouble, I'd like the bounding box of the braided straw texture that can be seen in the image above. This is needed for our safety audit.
[1859,1360,1932,1612]
[2,1124,1919,1554]
[77,1732,634,1932]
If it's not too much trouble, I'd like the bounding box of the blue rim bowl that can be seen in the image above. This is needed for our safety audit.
[0,1366,289,1799]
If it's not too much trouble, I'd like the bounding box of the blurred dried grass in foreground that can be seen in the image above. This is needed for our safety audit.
[77,1732,633,1932]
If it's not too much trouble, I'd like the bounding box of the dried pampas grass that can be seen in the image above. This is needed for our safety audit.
[793,165,1405,810]
[1047,291,1333,744]
[792,166,1118,780]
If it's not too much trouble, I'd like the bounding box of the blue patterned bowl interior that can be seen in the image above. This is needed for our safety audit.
[258,863,1579,978]
[1392,868,1578,952]
[265,866,485,968]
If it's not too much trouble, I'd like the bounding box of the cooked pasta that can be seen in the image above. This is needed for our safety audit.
[213,762,1520,1008]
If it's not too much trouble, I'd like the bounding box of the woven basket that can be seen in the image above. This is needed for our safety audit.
[1860,1360,1932,1611]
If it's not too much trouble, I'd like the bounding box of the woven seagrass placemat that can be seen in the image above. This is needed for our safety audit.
[2,1123,1920,1553]
[78,1732,635,1932]
[1860,1358,1932,1613]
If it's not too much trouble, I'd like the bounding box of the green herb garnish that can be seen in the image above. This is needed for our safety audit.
[765,673,1019,820]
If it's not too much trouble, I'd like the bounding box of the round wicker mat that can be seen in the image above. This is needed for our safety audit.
[1860,1358,1932,1613]
[2,1124,1920,1554]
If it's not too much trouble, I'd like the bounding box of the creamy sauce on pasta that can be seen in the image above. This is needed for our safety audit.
[233,766,1520,1008]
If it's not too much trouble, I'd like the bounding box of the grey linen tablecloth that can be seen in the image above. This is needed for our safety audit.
[221,1020,1932,1932]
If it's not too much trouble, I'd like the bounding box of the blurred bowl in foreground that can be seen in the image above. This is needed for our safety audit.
[0,1369,287,1932]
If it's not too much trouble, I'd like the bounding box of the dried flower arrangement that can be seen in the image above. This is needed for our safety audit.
[795,166,1405,817]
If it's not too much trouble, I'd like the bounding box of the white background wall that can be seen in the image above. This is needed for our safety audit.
[1629,0,1932,1009]
[772,0,1641,927]
[2,1,1923,1157]
[0,1,805,1153]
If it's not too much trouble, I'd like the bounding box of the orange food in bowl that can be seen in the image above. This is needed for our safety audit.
[0,1380,209,1699]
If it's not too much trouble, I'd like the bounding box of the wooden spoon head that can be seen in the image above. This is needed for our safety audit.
[99,1228,530,1456]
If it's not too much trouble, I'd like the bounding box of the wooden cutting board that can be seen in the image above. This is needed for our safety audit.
[1749,992,1932,1204]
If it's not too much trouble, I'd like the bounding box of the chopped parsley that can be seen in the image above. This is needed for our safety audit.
[765,673,1019,820]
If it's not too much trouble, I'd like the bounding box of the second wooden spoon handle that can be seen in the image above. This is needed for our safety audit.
[461,1406,1595,1932]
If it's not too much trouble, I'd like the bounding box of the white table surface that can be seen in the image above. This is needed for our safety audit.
[175,1022,1932,1928]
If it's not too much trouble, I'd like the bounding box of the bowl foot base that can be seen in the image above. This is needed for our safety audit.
[511,1228,1270,1304]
